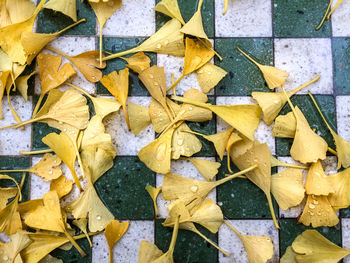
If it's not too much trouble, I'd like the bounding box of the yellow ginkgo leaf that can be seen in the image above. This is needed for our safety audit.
[138,127,175,174]
[270,156,309,169]
[21,231,96,263]
[138,240,164,263]
[162,165,257,212]
[104,18,185,60]
[224,221,274,263]
[0,70,10,119]
[66,180,114,232]
[195,62,227,94]
[186,128,234,160]
[42,132,82,191]
[172,95,261,141]
[164,200,230,256]
[50,176,73,199]
[145,185,161,217]
[48,47,106,82]
[233,141,279,228]
[0,0,45,64]
[6,0,36,24]
[104,219,130,263]
[33,53,76,116]
[252,75,320,125]
[237,46,289,90]
[149,98,180,133]
[29,153,62,181]
[180,0,208,39]
[327,168,350,209]
[280,246,297,263]
[309,92,350,169]
[0,187,17,210]
[22,19,85,65]
[73,218,92,247]
[101,68,130,129]
[271,168,305,210]
[0,174,23,235]
[121,52,151,74]
[44,0,77,21]
[15,71,37,101]
[305,160,334,196]
[292,230,350,263]
[226,132,243,173]
[89,0,122,66]
[0,0,11,27]
[153,0,185,25]
[127,102,151,136]
[168,38,215,91]
[139,65,173,121]
[298,194,339,228]
[185,158,221,181]
[223,0,228,15]
[24,191,86,256]
[171,123,202,159]
[0,232,32,263]
[272,111,296,138]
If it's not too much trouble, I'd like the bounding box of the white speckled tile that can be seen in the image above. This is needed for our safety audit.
[336,96,350,139]
[274,38,333,94]
[216,96,275,154]
[99,0,155,37]
[104,96,154,155]
[0,96,32,155]
[331,0,350,37]
[343,218,350,263]
[215,0,272,37]
[92,220,154,263]
[218,220,279,263]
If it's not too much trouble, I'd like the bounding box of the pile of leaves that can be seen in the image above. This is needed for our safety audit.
[0,0,348,262]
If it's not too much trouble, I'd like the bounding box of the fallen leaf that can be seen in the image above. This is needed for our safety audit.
[121,52,151,74]
[195,62,227,94]
[138,240,164,263]
[180,0,208,39]
[128,102,151,135]
[292,230,350,263]
[327,167,350,209]
[0,232,32,263]
[44,0,77,21]
[305,160,334,195]
[73,218,92,247]
[186,158,221,181]
[50,176,73,199]
[145,185,161,217]
[153,0,185,25]
[171,123,202,159]
[104,219,130,263]
[272,111,296,138]
[0,186,17,210]
[29,153,62,181]
[15,71,37,101]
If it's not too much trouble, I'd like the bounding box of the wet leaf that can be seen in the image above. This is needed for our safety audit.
[149,98,180,133]
[280,246,297,263]
[186,158,221,181]
[0,232,32,263]
[44,0,77,21]
[73,218,92,247]
[237,46,289,90]
[104,219,130,263]
[272,112,296,138]
[305,160,334,196]
[172,95,261,141]
[195,62,227,94]
[50,176,73,199]
[28,153,62,182]
[138,240,164,263]
[292,230,350,263]
[271,168,305,210]
[298,194,339,227]
[101,68,130,129]
[327,167,350,209]
[153,0,185,25]
[180,0,208,39]
[0,186,17,210]
[104,18,185,60]
[128,102,151,136]
[226,132,243,173]
[15,71,37,101]
[145,185,161,217]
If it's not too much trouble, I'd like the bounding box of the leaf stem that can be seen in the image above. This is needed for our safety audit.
[236,46,261,68]
[168,215,180,254]
[32,93,45,117]
[288,75,320,97]
[326,0,343,20]
[316,0,333,30]
[308,92,335,132]
[266,193,279,229]
[103,47,139,61]
[166,74,184,92]
[19,149,53,155]
[63,229,86,257]
[194,228,230,257]
[224,220,242,238]
[99,24,103,67]
[214,164,258,187]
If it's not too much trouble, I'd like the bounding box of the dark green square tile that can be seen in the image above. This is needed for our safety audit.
[37,0,96,35]
[95,157,155,219]
[155,220,218,263]
[156,0,214,38]
[215,38,273,96]
[276,95,336,156]
[97,37,156,96]
[187,96,216,157]
[279,218,341,256]
[51,234,91,263]
[333,38,350,95]
[217,157,279,219]
[273,0,331,37]
[341,208,350,218]
[0,157,30,201]
[32,122,59,151]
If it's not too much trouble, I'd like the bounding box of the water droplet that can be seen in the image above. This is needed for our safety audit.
[190,185,198,192]
[316,185,321,189]
[231,193,235,198]
[63,128,67,132]
[156,43,162,49]
[313,200,319,205]
[207,71,211,75]
[188,106,193,111]
[273,100,280,105]
[149,74,154,79]
[309,203,315,209]
[198,70,203,74]
[163,40,169,45]
[177,138,184,146]
[313,159,317,163]
[59,121,63,125]
[3,255,9,261]
[49,170,53,175]
[309,211,314,216]
[314,172,321,176]
[317,211,322,216]
[96,215,102,220]
[311,194,316,199]
[156,143,167,161]
[218,201,223,206]
[253,158,258,162]
[92,76,96,80]
[154,82,159,86]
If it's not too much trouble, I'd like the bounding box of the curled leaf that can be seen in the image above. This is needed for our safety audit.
[153,0,185,25]
[44,0,77,21]
[50,176,73,199]
[180,0,208,39]
[15,71,37,101]
[121,52,151,74]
